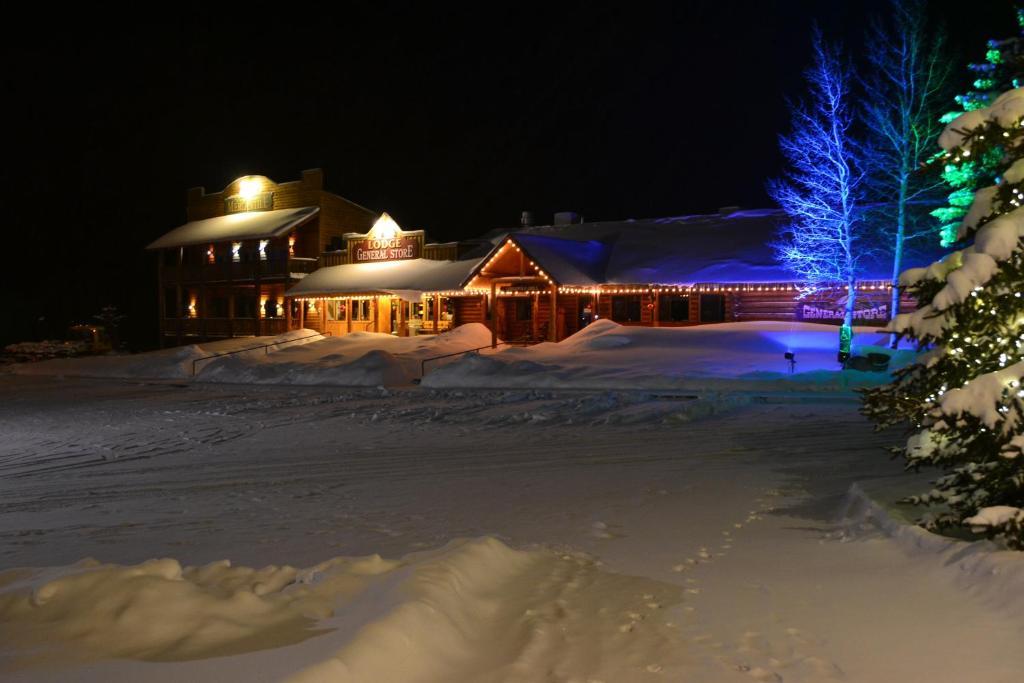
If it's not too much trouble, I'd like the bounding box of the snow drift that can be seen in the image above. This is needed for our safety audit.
[0,538,681,682]
[423,319,914,391]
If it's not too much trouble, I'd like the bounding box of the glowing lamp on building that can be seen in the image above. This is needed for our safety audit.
[259,239,268,260]
[370,212,401,241]
[232,242,241,262]
[239,177,262,199]
[288,234,296,257]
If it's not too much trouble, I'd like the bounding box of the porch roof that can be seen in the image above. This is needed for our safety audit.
[285,258,483,300]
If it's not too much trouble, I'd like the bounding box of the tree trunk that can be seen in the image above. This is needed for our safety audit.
[888,174,908,348]
[840,277,856,365]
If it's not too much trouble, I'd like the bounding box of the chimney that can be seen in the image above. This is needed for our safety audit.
[554,211,583,225]
[302,168,324,190]
[520,211,534,227]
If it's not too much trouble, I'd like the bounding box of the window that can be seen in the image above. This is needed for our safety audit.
[515,299,532,321]
[234,293,257,319]
[352,300,373,321]
[658,294,689,322]
[326,300,346,321]
[163,288,179,318]
[699,294,726,323]
[263,298,281,319]
[611,295,642,322]
[208,294,229,318]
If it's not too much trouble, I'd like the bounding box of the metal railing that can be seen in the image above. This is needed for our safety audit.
[417,334,540,379]
[191,331,329,377]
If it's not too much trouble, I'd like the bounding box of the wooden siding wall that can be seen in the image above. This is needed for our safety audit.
[424,243,460,261]
[453,296,486,327]
[732,288,912,325]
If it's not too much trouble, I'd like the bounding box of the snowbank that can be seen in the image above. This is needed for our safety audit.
[197,324,492,386]
[11,326,494,387]
[0,538,680,682]
[840,483,1024,616]
[424,319,914,391]
[10,330,322,381]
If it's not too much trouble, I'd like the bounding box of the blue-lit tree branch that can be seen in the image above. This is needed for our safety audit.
[769,30,869,337]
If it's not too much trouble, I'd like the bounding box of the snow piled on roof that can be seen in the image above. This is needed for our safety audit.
[501,211,934,284]
[509,234,610,285]
[286,258,482,298]
[146,207,319,250]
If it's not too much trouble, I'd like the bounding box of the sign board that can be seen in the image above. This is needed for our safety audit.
[346,212,424,263]
[349,234,422,262]
[797,301,888,323]
[224,192,274,213]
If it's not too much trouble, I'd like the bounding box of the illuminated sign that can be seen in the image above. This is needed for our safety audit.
[798,302,887,322]
[346,212,424,263]
[224,192,274,213]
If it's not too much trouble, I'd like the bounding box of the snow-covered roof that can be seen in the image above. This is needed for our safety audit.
[146,207,319,250]
[478,210,944,284]
[285,258,483,299]
[511,234,611,285]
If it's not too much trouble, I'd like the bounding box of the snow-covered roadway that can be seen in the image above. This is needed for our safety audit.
[1,376,1022,682]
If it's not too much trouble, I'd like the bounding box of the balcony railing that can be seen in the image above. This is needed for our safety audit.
[163,258,319,283]
[162,317,289,339]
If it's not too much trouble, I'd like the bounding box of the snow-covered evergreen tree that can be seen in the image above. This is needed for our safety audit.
[769,31,867,358]
[931,9,1024,247]
[862,87,1024,548]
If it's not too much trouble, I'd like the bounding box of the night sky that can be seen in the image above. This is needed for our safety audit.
[2,1,1010,347]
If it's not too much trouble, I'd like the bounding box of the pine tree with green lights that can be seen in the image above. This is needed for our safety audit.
[932,8,1024,247]
[862,87,1024,548]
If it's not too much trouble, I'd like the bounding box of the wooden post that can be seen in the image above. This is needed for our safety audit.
[489,283,497,348]
[285,295,292,330]
[228,288,235,338]
[548,284,557,341]
[531,293,539,341]
[320,298,326,331]
[256,285,263,337]
[653,290,660,327]
[347,298,352,334]
[398,298,406,336]
[433,295,441,335]
[299,299,305,329]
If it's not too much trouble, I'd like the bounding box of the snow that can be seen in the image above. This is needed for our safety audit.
[286,258,482,300]
[146,207,320,250]
[2,378,1024,681]
[11,329,323,381]
[936,360,1024,429]
[938,88,1024,151]
[423,319,914,391]
[485,211,941,285]
[10,321,912,390]
[965,506,1024,531]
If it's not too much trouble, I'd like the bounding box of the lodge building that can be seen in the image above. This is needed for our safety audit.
[149,170,917,347]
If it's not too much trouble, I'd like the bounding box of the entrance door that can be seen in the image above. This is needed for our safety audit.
[578,295,595,331]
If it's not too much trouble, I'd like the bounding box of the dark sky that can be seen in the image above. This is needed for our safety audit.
[1,1,1011,346]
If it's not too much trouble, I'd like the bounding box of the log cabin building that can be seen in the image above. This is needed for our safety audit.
[150,171,933,346]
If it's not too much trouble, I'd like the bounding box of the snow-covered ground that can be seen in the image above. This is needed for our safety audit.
[1,376,1023,682]
[10,321,912,391]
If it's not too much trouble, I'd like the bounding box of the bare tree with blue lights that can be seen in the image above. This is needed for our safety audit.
[862,0,952,347]
[769,30,868,359]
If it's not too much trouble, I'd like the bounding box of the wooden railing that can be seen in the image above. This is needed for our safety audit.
[163,257,319,283]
